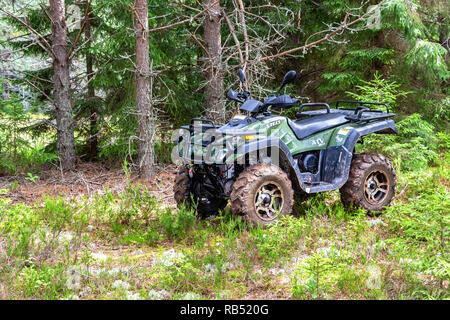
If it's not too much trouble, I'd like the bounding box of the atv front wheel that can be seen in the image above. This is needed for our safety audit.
[173,166,227,218]
[340,152,396,213]
[230,164,294,227]
[174,166,192,205]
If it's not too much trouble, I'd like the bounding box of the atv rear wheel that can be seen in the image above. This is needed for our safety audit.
[230,164,294,227]
[340,152,396,213]
[173,166,227,218]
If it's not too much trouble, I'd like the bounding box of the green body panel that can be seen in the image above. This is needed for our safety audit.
[182,115,365,163]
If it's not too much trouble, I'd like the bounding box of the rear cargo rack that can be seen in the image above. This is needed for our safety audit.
[335,100,395,123]
[335,100,390,113]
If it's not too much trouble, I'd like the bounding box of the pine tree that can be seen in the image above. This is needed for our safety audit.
[49,0,75,170]
[134,0,154,178]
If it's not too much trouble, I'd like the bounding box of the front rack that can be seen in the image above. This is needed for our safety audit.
[180,118,219,133]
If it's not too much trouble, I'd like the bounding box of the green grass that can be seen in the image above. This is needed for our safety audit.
[0,154,448,300]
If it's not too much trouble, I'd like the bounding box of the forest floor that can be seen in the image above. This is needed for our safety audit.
[0,162,178,206]
[0,160,448,300]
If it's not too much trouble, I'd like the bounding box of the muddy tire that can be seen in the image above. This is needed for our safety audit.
[230,164,294,227]
[340,152,396,213]
[174,166,192,208]
[173,166,227,218]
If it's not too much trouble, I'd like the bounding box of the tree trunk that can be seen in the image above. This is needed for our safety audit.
[203,0,224,123]
[50,0,76,170]
[134,0,154,178]
[84,2,98,160]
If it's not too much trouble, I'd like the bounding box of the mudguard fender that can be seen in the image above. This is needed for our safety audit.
[317,120,398,191]
[344,119,398,152]
[229,137,306,192]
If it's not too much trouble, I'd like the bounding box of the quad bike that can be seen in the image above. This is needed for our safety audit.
[173,69,397,226]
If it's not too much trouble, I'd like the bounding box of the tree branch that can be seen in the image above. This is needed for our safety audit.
[189,31,210,57]
[0,7,56,58]
[68,0,92,59]
[222,9,243,68]
[236,0,249,72]
[147,0,220,33]
[130,1,146,31]
[260,10,363,62]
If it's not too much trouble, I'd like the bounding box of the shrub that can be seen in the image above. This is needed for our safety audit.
[160,204,196,240]
[346,71,411,111]
[385,186,449,290]
[360,114,441,171]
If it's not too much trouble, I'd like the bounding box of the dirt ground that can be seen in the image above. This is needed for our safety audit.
[0,162,178,205]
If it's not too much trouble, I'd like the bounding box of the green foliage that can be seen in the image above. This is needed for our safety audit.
[17,263,68,299]
[360,114,442,171]
[380,0,426,41]
[103,183,158,232]
[320,72,361,93]
[251,215,307,266]
[1,172,449,300]
[379,0,449,88]
[320,49,396,93]
[342,48,395,70]
[346,71,411,110]
[1,0,448,166]
[157,258,202,294]
[405,40,449,87]
[0,193,93,299]
[0,0,449,301]
[386,187,449,247]
[292,253,335,299]
[160,205,196,240]
[384,186,449,292]
[154,141,175,164]
[0,81,58,175]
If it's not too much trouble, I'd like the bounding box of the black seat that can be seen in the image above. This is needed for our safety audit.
[287,113,350,140]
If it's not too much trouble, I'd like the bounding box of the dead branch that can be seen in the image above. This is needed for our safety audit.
[222,9,244,68]
[175,1,201,13]
[243,10,286,39]
[0,7,56,58]
[147,7,204,33]
[23,78,54,102]
[147,0,219,33]
[189,31,210,57]
[130,1,146,32]
[68,0,92,59]
[39,3,52,22]
[260,10,364,62]
[236,0,249,72]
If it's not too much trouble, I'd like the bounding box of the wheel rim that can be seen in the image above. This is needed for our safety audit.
[254,181,284,221]
[364,170,389,204]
